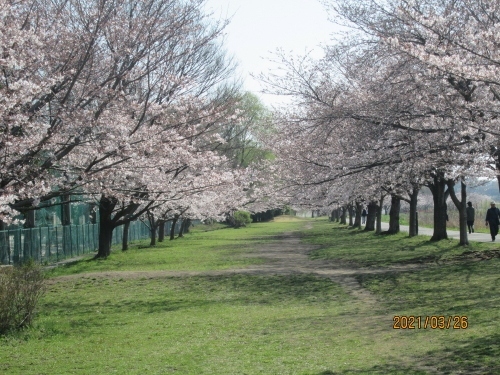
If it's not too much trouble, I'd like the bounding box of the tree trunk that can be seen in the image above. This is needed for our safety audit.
[184,219,191,233]
[387,195,400,234]
[496,150,500,193]
[353,202,362,229]
[23,209,37,261]
[122,221,130,251]
[340,207,347,225]
[96,196,117,258]
[158,219,166,242]
[0,220,7,264]
[408,185,419,237]
[178,218,185,238]
[348,204,354,226]
[61,194,72,258]
[364,201,377,231]
[170,216,179,240]
[376,195,384,234]
[148,212,157,246]
[61,194,71,226]
[447,179,469,246]
[428,172,449,241]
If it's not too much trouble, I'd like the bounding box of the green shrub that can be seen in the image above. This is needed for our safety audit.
[0,260,46,334]
[233,211,252,228]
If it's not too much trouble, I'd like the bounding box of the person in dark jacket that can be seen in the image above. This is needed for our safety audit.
[485,201,500,241]
[466,201,475,234]
[361,208,367,224]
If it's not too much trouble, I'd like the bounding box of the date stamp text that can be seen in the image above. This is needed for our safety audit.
[393,316,468,329]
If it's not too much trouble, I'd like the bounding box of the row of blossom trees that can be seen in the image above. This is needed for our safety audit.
[262,0,500,245]
[0,0,270,259]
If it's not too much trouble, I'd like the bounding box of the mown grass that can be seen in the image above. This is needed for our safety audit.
[47,218,306,277]
[355,256,500,374]
[1,216,499,374]
[306,220,500,267]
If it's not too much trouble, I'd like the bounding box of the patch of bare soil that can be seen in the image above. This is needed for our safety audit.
[50,226,431,306]
[452,249,500,262]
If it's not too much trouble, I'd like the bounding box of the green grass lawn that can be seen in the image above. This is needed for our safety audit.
[305,220,499,267]
[46,217,306,277]
[1,216,499,374]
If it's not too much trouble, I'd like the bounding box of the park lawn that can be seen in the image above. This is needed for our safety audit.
[306,219,500,267]
[356,260,500,374]
[47,217,307,277]
[0,216,498,374]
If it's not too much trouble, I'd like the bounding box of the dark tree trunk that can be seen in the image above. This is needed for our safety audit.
[0,220,7,264]
[96,196,117,258]
[387,195,401,234]
[353,202,362,228]
[23,209,37,261]
[147,212,157,246]
[61,194,71,257]
[348,204,354,226]
[496,149,500,193]
[184,219,191,233]
[150,227,156,246]
[448,179,469,246]
[158,220,166,242]
[122,221,130,251]
[364,201,377,231]
[61,194,71,226]
[170,215,179,240]
[376,195,384,234]
[428,172,449,241]
[408,185,419,237]
[178,218,185,238]
[340,207,347,225]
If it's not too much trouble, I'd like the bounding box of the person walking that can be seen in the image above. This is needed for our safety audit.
[485,201,500,241]
[361,208,367,224]
[466,201,475,234]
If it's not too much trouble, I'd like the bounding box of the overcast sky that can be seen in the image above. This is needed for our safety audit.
[204,0,337,107]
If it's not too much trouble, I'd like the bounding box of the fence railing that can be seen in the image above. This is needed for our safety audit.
[0,219,185,266]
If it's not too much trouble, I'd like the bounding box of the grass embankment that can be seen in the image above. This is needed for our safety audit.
[1,216,499,374]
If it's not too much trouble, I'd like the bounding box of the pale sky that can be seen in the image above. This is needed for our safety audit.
[204,0,337,107]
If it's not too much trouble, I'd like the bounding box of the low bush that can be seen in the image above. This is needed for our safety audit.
[233,211,252,228]
[0,260,46,334]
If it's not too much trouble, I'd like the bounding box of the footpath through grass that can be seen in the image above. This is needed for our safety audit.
[0,216,499,374]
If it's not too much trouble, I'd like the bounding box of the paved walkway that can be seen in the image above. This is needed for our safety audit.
[380,222,494,242]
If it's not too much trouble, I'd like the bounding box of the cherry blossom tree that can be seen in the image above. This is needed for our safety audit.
[0,0,261,259]
[260,1,493,244]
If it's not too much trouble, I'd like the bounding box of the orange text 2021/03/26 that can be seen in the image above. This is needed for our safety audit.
[393,316,468,330]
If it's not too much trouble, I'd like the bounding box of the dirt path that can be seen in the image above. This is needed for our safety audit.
[51,224,429,305]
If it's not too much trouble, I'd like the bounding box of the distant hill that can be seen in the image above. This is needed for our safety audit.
[468,180,500,201]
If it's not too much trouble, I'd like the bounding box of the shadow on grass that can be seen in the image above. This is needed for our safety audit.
[355,259,500,318]
[317,333,500,374]
[41,274,350,330]
[306,225,486,267]
[315,366,429,374]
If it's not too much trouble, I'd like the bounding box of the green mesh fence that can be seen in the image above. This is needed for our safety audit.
[0,210,194,265]
[0,221,152,265]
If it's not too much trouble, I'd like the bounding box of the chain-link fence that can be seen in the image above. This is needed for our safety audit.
[0,220,185,265]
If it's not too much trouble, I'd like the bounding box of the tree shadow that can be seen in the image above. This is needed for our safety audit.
[315,334,500,374]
